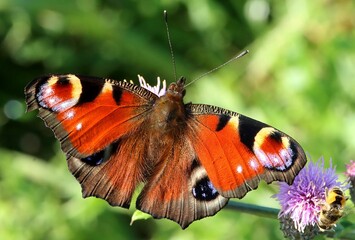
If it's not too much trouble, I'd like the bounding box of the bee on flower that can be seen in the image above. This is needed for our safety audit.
[274,158,349,239]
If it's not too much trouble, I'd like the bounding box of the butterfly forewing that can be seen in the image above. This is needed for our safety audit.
[187,104,307,198]
[25,74,158,157]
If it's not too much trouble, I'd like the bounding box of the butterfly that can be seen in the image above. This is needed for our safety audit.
[25,72,307,229]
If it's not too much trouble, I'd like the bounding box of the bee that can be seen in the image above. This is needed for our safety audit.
[318,187,349,231]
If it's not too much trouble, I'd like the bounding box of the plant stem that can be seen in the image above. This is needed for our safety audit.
[226,201,279,219]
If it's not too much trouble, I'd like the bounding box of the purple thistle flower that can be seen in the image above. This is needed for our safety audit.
[274,157,346,234]
[138,75,167,97]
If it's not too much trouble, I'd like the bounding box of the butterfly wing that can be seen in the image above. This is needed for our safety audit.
[67,134,151,208]
[136,132,228,229]
[187,104,307,199]
[25,74,158,207]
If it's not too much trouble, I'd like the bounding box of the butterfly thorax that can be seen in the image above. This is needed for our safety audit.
[148,77,187,132]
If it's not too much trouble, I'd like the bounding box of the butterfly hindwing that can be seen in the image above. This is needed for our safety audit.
[187,103,307,199]
[136,131,228,229]
[67,135,149,208]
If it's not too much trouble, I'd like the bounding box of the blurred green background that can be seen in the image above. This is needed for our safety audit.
[1,0,354,239]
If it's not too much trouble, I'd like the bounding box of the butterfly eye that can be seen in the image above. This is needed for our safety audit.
[192,177,219,201]
[82,150,105,166]
[81,142,119,166]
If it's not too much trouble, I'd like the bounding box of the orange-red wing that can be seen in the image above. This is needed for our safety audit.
[25,74,158,158]
[187,104,307,199]
[136,134,228,229]
[67,132,150,209]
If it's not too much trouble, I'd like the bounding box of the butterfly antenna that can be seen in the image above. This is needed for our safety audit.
[164,10,177,82]
[185,50,249,87]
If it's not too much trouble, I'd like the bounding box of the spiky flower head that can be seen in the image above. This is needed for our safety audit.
[274,158,346,237]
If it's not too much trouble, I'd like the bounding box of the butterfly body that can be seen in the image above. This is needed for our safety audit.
[149,78,186,132]
[25,74,307,228]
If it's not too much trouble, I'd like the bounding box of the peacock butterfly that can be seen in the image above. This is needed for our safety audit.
[25,71,307,228]
[24,8,309,227]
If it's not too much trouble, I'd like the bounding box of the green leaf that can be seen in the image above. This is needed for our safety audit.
[130,210,152,226]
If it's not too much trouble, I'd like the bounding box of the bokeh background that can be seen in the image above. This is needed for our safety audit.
[1,0,354,239]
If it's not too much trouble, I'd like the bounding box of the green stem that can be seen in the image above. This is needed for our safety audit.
[226,201,279,219]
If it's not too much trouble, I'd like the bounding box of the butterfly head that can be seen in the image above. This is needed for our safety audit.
[166,77,186,99]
